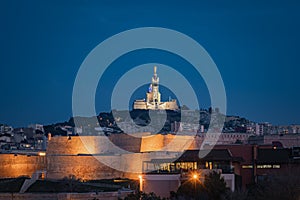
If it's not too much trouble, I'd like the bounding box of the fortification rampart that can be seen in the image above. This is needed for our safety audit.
[0,134,199,179]
[0,154,46,178]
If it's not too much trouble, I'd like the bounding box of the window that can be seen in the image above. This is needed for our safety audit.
[242,165,253,169]
[257,165,272,169]
[257,164,281,169]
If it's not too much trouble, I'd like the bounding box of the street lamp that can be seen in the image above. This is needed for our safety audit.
[192,173,198,196]
[138,175,143,192]
[191,172,199,197]
[193,174,198,180]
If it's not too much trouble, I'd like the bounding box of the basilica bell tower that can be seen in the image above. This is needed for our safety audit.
[133,66,178,110]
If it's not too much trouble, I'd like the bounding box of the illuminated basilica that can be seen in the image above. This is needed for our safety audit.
[133,66,179,110]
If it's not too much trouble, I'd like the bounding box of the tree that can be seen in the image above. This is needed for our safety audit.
[203,171,230,200]
[176,171,230,200]
[247,169,300,200]
[177,178,208,199]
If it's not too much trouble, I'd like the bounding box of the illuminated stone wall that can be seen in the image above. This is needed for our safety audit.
[140,134,197,152]
[47,134,201,155]
[46,135,145,180]
[47,135,142,155]
[45,134,195,180]
[46,148,179,180]
[140,134,165,152]
[46,155,124,180]
[0,154,46,178]
[0,134,201,180]
[0,134,208,180]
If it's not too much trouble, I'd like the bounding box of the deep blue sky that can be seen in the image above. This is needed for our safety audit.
[0,0,299,127]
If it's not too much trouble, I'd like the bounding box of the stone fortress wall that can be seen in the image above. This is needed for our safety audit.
[45,134,196,180]
[0,154,46,178]
[0,132,291,180]
[46,134,142,155]
[0,134,157,180]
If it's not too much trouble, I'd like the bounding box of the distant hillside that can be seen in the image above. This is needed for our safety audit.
[43,109,254,135]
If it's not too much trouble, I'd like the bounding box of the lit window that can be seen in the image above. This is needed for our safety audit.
[257,165,272,169]
[205,162,208,168]
[209,162,212,170]
[242,165,253,169]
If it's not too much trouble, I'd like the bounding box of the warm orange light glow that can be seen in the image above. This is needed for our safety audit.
[138,175,143,192]
[193,174,198,179]
[38,152,46,156]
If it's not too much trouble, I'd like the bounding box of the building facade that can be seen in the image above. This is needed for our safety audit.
[133,66,178,110]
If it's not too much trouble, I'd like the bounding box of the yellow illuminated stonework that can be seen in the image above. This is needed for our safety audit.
[133,66,179,110]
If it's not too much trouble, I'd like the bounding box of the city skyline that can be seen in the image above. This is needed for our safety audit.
[1,1,300,127]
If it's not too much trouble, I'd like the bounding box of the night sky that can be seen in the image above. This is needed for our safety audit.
[1,0,300,127]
